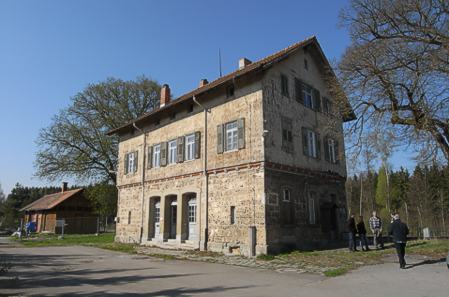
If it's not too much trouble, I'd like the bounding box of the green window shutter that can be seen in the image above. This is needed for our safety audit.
[194,131,201,159]
[124,153,129,174]
[295,78,304,104]
[160,142,167,166]
[238,118,245,149]
[217,124,224,154]
[313,88,321,112]
[301,127,308,156]
[335,140,340,164]
[147,146,153,169]
[316,133,321,160]
[134,151,138,172]
[324,137,330,162]
[177,136,185,163]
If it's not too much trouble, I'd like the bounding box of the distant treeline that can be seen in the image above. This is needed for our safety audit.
[346,165,449,237]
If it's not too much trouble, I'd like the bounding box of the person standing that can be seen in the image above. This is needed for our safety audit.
[369,211,384,249]
[357,216,370,251]
[347,214,358,252]
[389,214,409,269]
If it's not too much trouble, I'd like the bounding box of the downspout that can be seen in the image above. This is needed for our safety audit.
[133,122,147,244]
[193,95,209,250]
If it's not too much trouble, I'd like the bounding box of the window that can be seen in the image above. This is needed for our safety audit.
[154,206,160,223]
[304,58,308,70]
[152,144,161,168]
[188,204,196,223]
[225,121,238,151]
[168,140,177,164]
[328,138,336,164]
[185,134,195,161]
[281,117,293,152]
[230,206,236,225]
[128,211,132,225]
[188,104,194,113]
[283,189,291,202]
[125,151,138,174]
[226,84,235,98]
[307,130,317,158]
[281,74,289,97]
[308,194,316,224]
[170,112,176,119]
[303,84,313,108]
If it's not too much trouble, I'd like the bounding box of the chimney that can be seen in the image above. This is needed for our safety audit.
[160,84,171,108]
[199,79,208,88]
[61,182,68,193]
[239,58,252,70]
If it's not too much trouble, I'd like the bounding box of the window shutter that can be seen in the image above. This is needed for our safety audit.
[237,118,245,149]
[160,142,167,166]
[316,133,321,160]
[194,131,201,159]
[335,140,340,164]
[301,127,308,156]
[217,124,224,154]
[124,153,129,174]
[324,138,330,162]
[177,136,185,163]
[295,78,304,104]
[313,88,321,112]
[147,146,153,169]
[134,151,138,172]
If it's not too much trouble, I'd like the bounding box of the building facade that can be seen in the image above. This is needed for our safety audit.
[21,183,98,234]
[109,36,355,256]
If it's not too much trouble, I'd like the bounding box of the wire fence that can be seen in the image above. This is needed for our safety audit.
[52,216,116,235]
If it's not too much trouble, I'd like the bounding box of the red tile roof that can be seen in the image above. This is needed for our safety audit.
[20,188,84,212]
[107,36,355,136]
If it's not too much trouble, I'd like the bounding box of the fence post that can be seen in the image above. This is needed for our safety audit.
[96,217,100,235]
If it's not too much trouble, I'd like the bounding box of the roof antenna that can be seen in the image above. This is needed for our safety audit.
[218,48,223,77]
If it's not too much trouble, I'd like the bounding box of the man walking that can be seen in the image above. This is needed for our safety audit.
[347,214,358,252]
[369,211,384,249]
[389,214,409,269]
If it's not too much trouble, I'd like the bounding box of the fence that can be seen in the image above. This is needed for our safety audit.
[53,216,116,235]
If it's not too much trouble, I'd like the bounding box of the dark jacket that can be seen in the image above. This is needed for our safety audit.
[347,217,357,233]
[389,219,409,242]
[357,221,367,235]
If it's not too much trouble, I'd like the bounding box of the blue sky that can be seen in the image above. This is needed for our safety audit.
[0,0,413,195]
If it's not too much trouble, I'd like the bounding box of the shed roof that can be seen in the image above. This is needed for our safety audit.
[20,188,84,212]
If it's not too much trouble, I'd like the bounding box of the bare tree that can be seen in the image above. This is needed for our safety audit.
[337,0,449,162]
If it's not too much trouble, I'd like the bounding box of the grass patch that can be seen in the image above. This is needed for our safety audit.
[13,233,137,254]
[146,253,177,260]
[323,267,349,277]
[256,254,276,261]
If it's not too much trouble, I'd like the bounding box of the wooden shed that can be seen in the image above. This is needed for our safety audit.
[20,183,97,234]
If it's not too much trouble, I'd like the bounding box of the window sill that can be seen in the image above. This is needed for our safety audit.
[223,148,239,154]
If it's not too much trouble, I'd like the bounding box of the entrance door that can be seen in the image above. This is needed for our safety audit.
[170,201,177,239]
[154,202,160,238]
[187,198,197,240]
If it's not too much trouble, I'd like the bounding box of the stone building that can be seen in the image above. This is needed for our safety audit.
[108,36,355,256]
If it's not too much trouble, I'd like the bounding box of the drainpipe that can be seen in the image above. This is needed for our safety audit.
[193,95,209,250]
[133,122,147,244]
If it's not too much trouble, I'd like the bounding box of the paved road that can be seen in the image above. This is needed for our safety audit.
[0,241,448,297]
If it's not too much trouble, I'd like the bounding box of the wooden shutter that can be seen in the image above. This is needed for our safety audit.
[124,153,129,174]
[323,137,330,162]
[237,118,245,149]
[295,78,304,104]
[335,140,340,164]
[315,133,321,160]
[217,124,224,154]
[133,151,138,172]
[194,131,201,159]
[177,136,185,163]
[301,127,308,156]
[313,88,321,112]
[147,146,153,169]
[160,142,167,166]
